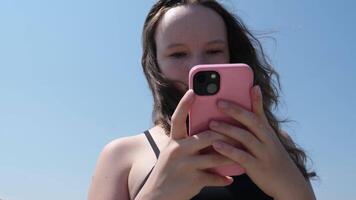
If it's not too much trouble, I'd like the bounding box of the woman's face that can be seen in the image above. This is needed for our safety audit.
[155,5,230,92]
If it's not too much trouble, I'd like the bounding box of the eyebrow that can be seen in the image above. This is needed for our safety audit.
[166,39,226,49]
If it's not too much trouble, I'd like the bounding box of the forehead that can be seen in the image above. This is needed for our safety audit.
[155,5,227,47]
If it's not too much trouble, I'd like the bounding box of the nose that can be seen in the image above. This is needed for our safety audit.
[184,54,208,86]
[188,54,208,71]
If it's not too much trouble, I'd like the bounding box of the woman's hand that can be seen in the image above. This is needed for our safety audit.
[136,89,239,200]
[208,85,316,200]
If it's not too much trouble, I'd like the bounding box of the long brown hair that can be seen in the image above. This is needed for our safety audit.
[141,0,316,179]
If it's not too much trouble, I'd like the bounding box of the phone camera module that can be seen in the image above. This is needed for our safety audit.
[193,71,220,96]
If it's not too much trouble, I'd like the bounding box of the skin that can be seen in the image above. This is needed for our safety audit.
[88,4,316,200]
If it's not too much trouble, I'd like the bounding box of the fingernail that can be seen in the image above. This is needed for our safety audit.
[256,85,261,96]
[225,177,234,185]
[187,90,195,102]
[213,141,224,150]
[218,100,229,108]
[210,121,219,128]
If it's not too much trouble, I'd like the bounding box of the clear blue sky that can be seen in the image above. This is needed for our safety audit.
[1,0,355,199]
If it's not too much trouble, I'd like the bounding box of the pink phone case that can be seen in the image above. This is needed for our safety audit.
[188,63,254,176]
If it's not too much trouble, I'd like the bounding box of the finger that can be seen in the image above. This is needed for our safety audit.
[212,140,256,169]
[217,99,269,142]
[209,121,263,157]
[200,172,234,187]
[251,85,268,122]
[171,89,195,140]
[181,130,236,154]
[189,153,237,170]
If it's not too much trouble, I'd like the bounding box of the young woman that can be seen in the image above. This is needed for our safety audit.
[88,1,316,199]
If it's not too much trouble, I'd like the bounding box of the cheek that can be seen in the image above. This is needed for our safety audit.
[159,60,188,82]
[162,66,188,92]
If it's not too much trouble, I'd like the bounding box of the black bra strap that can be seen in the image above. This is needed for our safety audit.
[133,165,155,199]
[144,130,160,159]
[133,130,160,199]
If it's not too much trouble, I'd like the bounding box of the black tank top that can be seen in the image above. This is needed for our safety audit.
[132,130,273,200]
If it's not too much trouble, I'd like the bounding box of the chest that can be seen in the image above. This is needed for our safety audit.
[128,146,156,199]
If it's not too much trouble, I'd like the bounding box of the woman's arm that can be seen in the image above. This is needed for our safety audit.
[88,137,134,200]
[273,132,316,200]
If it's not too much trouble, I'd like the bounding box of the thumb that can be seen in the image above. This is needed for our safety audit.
[170,89,195,140]
[204,173,234,187]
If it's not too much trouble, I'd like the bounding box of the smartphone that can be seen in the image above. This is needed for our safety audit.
[188,63,254,176]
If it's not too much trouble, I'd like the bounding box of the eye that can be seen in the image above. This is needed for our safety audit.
[207,49,223,54]
[207,49,223,55]
[169,52,187,58]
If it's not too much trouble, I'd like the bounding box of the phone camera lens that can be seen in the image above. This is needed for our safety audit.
[196,74,206,83]
[207,83,218,94]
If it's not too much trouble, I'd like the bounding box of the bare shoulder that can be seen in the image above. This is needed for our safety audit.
[103,134,144,162]
[88,134,146,200]
[97,134,144,170]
